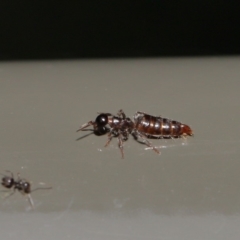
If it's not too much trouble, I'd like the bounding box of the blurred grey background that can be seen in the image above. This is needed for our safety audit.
[0,57,240,239]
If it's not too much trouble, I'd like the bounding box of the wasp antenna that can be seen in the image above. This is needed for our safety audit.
[76,121,94,132]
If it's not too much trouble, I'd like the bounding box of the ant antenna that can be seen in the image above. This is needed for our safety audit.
[31,186,52,192]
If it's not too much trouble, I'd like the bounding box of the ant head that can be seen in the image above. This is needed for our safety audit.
[1,176,14,189]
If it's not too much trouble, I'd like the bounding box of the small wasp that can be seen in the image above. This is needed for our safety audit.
[77,110,193,158]
[1,171,52,209]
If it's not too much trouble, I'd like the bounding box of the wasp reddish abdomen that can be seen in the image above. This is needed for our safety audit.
[133,112,193,138]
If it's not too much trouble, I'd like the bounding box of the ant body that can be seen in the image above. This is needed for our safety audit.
[77,110,193,158]
[1,171,52,209]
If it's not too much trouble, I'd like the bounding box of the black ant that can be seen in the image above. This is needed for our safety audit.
[77,109,193,158]
[1,171,52,209]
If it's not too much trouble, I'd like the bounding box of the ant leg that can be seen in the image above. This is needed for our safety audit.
[27,194,34,209]
[118,134,124,159]
[2,189,16,199]
[132,131,160,155]
[28,186,52,209]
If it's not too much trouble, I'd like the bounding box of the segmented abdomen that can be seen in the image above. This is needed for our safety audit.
[134,112,193,137]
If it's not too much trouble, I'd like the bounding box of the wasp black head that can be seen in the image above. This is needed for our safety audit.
[95,114,108,126]
[94,114,109,135]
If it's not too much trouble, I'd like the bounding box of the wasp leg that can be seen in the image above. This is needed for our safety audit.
[76,121,95,132]
[132,131,160,155]
[118,134,124,159]
[117,109,126,119]
[181,134,188,139]
[105,132,113,147]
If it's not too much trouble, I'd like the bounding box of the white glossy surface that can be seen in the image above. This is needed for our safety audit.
[0,57,240,239]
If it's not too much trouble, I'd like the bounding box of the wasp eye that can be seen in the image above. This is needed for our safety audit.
[95,114,108,126]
